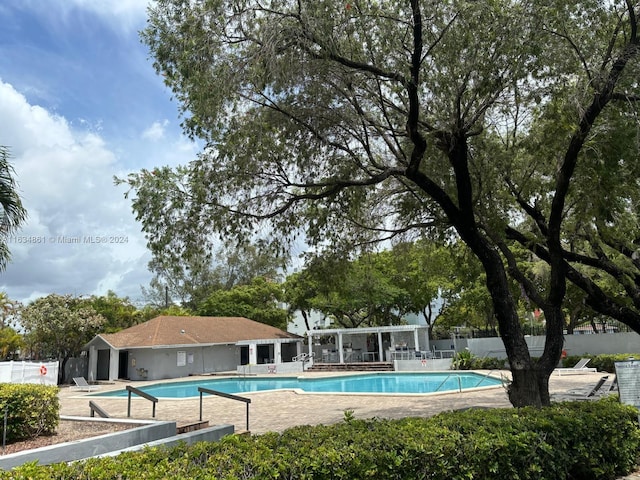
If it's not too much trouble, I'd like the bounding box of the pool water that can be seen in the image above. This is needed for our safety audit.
[95,372,502,398]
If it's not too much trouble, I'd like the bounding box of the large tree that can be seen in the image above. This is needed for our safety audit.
[88,291,145,333]
[286,253,407,328]
[0,146,27,270]
[123,1,640,406]
[20,294,105,383]
[198,277,289,329]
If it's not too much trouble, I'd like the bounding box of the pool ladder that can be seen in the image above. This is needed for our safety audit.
[433,370,502,393]
[434,373,463,393]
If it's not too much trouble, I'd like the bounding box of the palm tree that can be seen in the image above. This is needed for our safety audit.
[0,146,27,271]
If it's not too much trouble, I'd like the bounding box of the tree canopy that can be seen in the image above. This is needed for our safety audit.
[198,277,289,329]
[124,1,640,406]
[20,294,105,383]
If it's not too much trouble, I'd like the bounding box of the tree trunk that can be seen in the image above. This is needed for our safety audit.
[467,233,547,407]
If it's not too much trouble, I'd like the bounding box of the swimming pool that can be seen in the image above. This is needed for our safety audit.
[94,372,502,398]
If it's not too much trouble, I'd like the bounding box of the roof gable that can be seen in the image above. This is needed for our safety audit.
[98,316,300,349]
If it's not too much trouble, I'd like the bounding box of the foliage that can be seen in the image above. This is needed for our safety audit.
[88,291,144,333]
[285,242,470,331]
[451,353,511,370]
[0,292,20,329]
[451,349,477,370]
[143,242,284,311]
[0,147,27,271]
[562,353,640,374]
[198,277,289,329]
[0,326,23,360]
[0,384,58,442]
[20,294,105,382]
[286,253,407,328]
[5,398,639,479]
[120,0,640,406]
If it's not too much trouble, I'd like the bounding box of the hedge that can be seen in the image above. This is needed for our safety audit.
[4,397,639,480]
[0,384,59,443]
[562,353,640,373]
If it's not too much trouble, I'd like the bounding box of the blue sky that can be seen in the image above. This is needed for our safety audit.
[0,1,198,304]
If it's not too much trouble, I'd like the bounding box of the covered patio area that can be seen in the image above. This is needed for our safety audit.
[306,325,430,364]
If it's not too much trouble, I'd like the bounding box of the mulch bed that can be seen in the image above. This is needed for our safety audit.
[1,419,137,455]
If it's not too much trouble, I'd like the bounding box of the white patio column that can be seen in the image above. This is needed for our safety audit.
[307,334,313,358]
[337,333,344,363]
[414,329,420,351]
[88,345,97,382]
[377,332,383,362]
[109,349,119,381]
[274,342,282,364]
[249,343,258,364]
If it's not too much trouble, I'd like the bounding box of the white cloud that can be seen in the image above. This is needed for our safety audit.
[29,0,151,35]
[0,80,152,302]
[142,119,169,141]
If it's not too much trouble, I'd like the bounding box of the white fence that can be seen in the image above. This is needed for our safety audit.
[0,361,59,385]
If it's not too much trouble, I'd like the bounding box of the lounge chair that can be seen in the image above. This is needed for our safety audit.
[73,377,101,392]
[554,358,598,375]
[552,375,612,402]
[586,375,610,397]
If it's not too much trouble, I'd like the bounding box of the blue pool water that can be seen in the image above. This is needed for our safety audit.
[95,373,501,398]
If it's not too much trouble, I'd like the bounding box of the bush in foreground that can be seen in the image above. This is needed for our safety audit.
[0,384,59,443]
[5,397,639,480]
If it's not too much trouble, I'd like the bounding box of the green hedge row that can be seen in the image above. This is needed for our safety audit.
[0,384,59,442]
[6,397,639,480]
[562,353,640,373]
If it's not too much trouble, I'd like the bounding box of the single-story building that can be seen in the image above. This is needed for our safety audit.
[84,316,303,381]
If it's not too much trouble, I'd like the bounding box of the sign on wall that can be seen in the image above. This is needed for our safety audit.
[177,351,186,367]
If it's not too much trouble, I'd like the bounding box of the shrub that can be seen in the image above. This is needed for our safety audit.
[562,353,640,373]
[451,351,507,370]
[4,397,639,479]
[451,348,475,369]
[0,384,59,442]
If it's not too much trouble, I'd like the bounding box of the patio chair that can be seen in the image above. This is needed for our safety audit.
[552,375,612,402]
[586,375,610,397]
[73,377,101,392]
[554,358,598,375]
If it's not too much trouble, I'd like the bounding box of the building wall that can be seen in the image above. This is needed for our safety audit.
[127,345,239,381]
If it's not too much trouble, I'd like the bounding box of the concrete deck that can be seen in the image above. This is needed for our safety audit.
[59,371,612,435]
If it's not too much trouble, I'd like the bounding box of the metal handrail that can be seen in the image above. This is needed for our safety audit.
[198,387,252,431]
[473,369,499,387]
[89,400,110,418]
[126,385,158,418]
[434,373,463,393]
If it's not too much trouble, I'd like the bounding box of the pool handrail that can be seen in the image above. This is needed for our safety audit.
[473,369,499,388]
[126,385,158,418]
[433,373,463,393]
[198,386,252,431]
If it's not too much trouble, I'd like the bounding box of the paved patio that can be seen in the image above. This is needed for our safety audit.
[59,371,612,435]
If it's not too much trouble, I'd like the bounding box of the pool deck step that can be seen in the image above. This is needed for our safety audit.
[176,420,209,434]
[307,362,394,372]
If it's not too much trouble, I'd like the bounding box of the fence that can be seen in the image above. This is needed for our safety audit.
[0,361,59,386]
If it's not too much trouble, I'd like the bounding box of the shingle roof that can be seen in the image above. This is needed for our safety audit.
[98,316,301,349]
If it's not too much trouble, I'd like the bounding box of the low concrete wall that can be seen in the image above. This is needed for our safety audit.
[97,424,235,457]
[237,362,306,375]
[394,359,452,371]
[0,418,176,470]
[467,332,640,360]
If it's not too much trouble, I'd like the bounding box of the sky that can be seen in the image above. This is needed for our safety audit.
[0,1,199,305]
